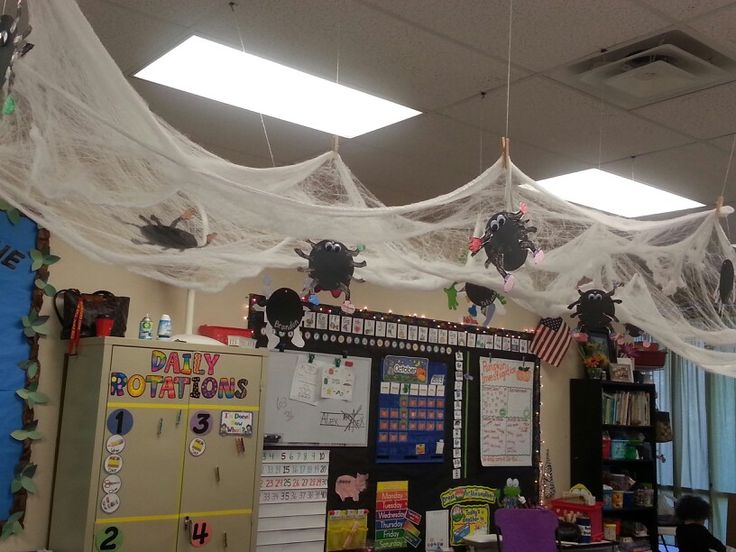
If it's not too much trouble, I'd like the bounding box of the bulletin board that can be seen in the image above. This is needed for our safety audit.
[263,351,372,446]
[249,295,541,551]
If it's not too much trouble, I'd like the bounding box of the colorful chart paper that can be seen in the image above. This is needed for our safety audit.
[450,504,490,545]
[479,357,534,467]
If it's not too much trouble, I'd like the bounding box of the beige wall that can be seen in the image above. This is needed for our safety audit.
[1,238,580,551]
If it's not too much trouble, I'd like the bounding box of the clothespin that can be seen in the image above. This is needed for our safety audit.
[176,409,182,427]
[335,357,342,368]
[157,418,163,436]
[501,137,510,169]
[308,353,315,364]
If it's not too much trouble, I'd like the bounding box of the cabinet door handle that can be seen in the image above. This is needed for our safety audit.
[215,466,221,482]
[183,516,192,539]
[223,531,228,549]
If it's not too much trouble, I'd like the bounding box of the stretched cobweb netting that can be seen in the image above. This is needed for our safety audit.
[1,0,736,374]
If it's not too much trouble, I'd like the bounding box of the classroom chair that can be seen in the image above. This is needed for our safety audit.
[495,508,560,552]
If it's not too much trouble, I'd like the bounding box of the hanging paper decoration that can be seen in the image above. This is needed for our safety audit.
[444,284,459,310]
[124,208,216,250]
[261,287,306,349]
[469,202,543,292]
[716,259,734,315]
[464,283,503,327]
[295,240,366,313]
[567,285,622,334]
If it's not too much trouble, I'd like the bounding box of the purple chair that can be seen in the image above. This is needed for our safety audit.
[495,508,560,552]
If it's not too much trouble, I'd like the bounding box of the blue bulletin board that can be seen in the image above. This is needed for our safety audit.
[0,214,37,518]
[376,356,447,464]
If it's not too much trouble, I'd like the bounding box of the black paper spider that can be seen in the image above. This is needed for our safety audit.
[469,202,543,291]
[126,208,216,251]
[568,286,622,333]
[260,287,306,349]
[715,259,734,315]
[464,283,501,327]
[295,239,366,312]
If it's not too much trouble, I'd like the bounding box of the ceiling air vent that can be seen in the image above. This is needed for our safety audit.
[555,30,736,109]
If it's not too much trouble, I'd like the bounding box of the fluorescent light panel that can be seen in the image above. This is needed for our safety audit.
[135,36,421,138]
[535,168,705,217]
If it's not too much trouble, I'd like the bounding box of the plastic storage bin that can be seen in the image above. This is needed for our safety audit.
[198,325,254,345]
[550,499,604,542]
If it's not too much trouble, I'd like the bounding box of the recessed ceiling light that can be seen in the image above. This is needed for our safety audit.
[534,168,705,217]
[135,36,421,139]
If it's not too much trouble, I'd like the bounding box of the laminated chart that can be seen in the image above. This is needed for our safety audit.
[479,357,534,467]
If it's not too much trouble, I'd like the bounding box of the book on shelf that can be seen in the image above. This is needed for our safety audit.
[601,391,650,426]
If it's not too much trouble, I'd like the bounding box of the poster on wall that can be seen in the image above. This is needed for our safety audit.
[376,356,446,464]
[0,214,37,518]
[479,357,534,467]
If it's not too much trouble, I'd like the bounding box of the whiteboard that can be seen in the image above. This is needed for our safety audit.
[263,351,371,446]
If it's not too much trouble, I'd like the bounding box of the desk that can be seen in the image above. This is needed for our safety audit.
[559,541,616,551]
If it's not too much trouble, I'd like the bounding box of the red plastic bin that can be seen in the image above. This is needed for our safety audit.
[549,499,604,542]
[198,325,253,345]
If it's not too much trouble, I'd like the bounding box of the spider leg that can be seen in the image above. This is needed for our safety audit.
[294,248,310,260]
[169,216,184,228]
[150,214,163,225]
[131,238,149,246]
[138,215,152,224]
[525,225,538,234]
[338,282,351,302]
[353,260,367,268]
[490,251,509,280]
[353,277,365,283]
[519,239,539,252]
[567,300,580,310]
[612,299,622,304]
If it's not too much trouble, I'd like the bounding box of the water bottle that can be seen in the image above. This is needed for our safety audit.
[157,314,172,340]
[138,314,153,339]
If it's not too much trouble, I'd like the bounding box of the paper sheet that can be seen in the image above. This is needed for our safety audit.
[322,363,355,401]
[425,510,449,550]
[290,358,322,405]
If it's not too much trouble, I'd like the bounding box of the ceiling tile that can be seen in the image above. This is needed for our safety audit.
[192,0,526,112]
[361,0,669,72]
[601,142,728,204]
[635,81,736,140]
[78,0,189,73]
[638,0,736,21]
[442,77,692,164]
[104,0,219,27]
[130,79,330,165]
[689,3,736,53]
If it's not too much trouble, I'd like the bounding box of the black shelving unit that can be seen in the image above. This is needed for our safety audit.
[571,378,658,550]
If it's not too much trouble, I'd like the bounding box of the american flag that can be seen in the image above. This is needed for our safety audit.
[530,317,572,367]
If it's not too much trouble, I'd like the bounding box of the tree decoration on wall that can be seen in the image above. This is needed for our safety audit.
[295,240,366,313]
[567,285,623,335]
[540,449,556,503]
[122,209,217,251]
[0,202,55,540]
[716,259,734,315]
[260,287,306,349]
[469,202,544,292]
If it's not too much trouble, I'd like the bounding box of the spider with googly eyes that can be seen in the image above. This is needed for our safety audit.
[567,286,622,333]
[469,202,544,292]
[295,239,366,313]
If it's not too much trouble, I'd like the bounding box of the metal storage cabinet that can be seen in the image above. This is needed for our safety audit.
[49,337,268,552]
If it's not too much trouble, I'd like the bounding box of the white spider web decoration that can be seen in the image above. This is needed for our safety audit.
[1,0,736,374]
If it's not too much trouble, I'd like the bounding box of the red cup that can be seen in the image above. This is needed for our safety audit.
[96,317,114,337]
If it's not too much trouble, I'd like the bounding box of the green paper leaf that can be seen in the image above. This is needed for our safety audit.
[10,430,28,441]
[20,477,36,493]
[7,511,23,524]
[15,388,29,399]
[20,316,30,327]
[28,381,38,392]
[10,478,21,493]
[27,362,38,379]
[44,254,60,265]
[30,250,43,271]
[25,430,42,440]
[34,278,46,290]
[23,464,37,478]
[32,321,49,336]
[6,208,19,225]
[3,94,16,115]
[17,360,32,369]
[23,327,36,338]
[28,392,48,404]
[26,398,34,408]
[27,311,38,323]
[43,283,57,296]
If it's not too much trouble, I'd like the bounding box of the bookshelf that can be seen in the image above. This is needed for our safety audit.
[570,379,658,550]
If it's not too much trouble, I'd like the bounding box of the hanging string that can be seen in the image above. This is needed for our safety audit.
[228,2,276,167]
[504,0,513,140]
[332,2,342,153]
[718,134,736,240]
